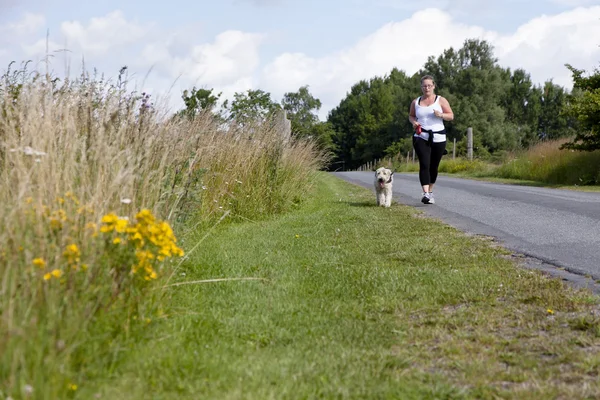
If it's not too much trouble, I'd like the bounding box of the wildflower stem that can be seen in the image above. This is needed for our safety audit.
[160,277,268,289]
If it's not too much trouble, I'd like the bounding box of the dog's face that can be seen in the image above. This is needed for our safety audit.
[375,167,393,188]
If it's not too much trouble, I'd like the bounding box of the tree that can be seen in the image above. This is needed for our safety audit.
[311,121,338,155]
[560,64,600,151]
[327,38,575,168]
[227,89,281,126]
[281,85,322,138]
[328,76,397,169]
[179,87,221,119]
[499,68,542,148]
[537,80,575,141]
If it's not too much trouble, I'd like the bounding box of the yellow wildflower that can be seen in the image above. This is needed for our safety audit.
[113,237,122,245]
[136,250,155,262]
[47,209,67,231]
[115,218,129,233]
[100,212,119,233]
[63,244,81,265]
[172,246,184,257]
[44,269,62,280]
[136,209,155,223]
[86,222,98,229]
[129,230,144,247]
[68,383,77,391]
[65,192,80,205]
[77,205,95,215]
[102,213,119,223]
[144,269,158,280]
[33,258,46,269]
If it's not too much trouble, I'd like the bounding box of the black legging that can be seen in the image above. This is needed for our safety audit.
[413,136,446,186]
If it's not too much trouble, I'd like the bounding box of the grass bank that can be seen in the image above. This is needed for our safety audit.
[0,65,325,399]
[87,172,600,400]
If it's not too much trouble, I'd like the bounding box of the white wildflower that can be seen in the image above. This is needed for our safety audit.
[22,146,47,156]
[120,198,132,204]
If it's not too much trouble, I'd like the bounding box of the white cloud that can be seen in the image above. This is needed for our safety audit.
[234,0,283,5]
[494,6,600,87]
[261,8,493,117]
[261,6,600,119]
[0,9,264,112]
[60,10,150,56]
[0,13,50,70]
[140,29,265,92]
[2,5,600,119]
[0,0,18,12]
[551,0,599,6]
[0,12,44,37]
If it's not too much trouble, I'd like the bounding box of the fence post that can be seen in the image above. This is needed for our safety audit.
[467,127,473,161]
[453,138,456,160]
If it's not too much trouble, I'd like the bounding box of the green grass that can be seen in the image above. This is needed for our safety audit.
[76,172,600,400]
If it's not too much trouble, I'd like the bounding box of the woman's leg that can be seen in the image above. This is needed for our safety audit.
[429,141,447,185]
[412,137,431,192]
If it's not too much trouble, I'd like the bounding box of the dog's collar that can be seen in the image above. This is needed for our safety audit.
[386,176,393,184]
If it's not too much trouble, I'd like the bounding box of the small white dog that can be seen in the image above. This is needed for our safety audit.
[374,167,394,207]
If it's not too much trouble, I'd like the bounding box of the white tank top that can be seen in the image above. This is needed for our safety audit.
[414,96,446,143]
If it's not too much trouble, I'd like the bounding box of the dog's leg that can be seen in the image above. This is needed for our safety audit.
[385,189,392,207]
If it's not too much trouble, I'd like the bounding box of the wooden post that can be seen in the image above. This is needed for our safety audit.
[453,138,456,160]
[467,127,473,161]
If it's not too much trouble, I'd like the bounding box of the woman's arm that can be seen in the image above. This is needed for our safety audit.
[408,100,419,127]
[436,97,454,121]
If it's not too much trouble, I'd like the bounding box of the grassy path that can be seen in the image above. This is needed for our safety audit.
[88,173,600,399]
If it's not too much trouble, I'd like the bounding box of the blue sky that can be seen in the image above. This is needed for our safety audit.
[1,0,600,119]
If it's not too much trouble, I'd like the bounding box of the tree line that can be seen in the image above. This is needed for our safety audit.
[177,39,600,170]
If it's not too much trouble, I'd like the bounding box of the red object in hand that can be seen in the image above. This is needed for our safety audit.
[415,125,421,135]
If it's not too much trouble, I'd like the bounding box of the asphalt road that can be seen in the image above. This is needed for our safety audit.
[333,171,600,293]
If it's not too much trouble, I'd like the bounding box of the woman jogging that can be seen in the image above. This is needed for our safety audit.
[408,75,454,204]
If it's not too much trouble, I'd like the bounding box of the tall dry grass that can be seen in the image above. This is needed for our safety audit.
[0,65,326,399]
[493,138,600,185]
